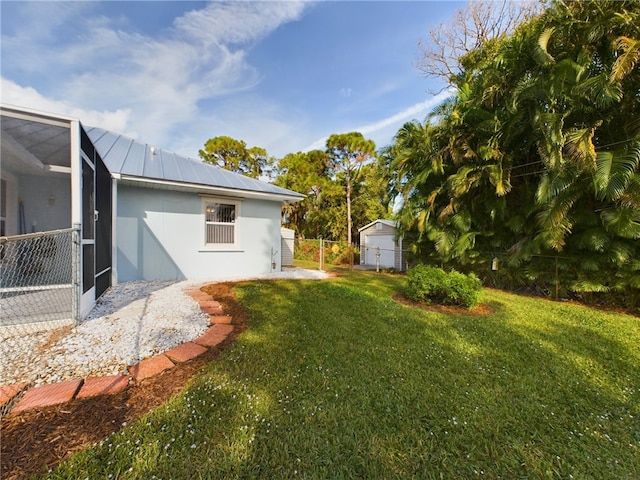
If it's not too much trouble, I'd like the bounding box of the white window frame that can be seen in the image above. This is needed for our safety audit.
[201,197,242,251]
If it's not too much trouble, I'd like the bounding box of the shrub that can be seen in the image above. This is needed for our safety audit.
[406,264,482,309]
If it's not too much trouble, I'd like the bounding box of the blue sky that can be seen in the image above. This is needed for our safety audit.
[1,1,462,159]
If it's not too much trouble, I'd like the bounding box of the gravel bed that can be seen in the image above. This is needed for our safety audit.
[2,268,328,387]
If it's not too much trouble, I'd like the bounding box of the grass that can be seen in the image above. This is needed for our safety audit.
[46,269,640,479]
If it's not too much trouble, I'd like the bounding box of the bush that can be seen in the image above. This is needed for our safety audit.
[406,264,482,309]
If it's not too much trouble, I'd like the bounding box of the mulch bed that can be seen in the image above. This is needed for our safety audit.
[1,282,247,480]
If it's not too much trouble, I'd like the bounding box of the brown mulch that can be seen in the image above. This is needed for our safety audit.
[392,292,494,316]
[0,282,247,480]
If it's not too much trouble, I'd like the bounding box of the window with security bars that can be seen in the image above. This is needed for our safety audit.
[205,202,236,244]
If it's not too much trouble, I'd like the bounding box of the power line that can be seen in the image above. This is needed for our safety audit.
[510,169,547,178]
[494,138,637,173]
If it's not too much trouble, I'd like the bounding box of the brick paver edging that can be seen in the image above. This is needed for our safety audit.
[1,286,233,415]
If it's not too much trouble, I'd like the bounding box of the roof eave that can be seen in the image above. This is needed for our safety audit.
[117,174,305,203]
[358,219,397,232]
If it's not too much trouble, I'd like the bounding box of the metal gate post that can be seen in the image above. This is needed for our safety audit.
[72,223,81,325]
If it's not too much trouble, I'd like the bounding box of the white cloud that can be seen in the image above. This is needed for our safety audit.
[174,2,307,46]
[357,89,453,136]
[1,1,310,154]
[303,88,454,152]
[0,78,132,133]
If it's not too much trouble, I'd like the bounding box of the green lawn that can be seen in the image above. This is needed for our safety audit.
[47,269,640,479]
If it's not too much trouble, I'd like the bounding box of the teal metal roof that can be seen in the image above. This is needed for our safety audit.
[86,127,304,202]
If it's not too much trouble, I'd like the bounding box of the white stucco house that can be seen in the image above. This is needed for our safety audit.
[0,104,304,320]
[358,219,405,271]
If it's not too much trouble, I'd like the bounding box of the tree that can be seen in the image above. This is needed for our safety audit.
[416,0,542,87]
[274,144,390,241]
[392,0,640,301]
[199,136,272,179]
[275,150,339,238]
[325,132,377,245]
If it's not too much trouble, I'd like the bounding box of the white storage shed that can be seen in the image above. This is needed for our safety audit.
[358,219,405,271]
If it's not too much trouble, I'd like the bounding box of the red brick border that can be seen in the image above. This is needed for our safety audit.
[13,379,83,413]
[164,342,208,363]
[2,286,235,415]
[77,375,130,399]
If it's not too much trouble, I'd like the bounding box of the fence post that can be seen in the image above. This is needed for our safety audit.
[72,223,81,325]
[555,255,559,301]
[349,243,354,270]
[319,238,324,271]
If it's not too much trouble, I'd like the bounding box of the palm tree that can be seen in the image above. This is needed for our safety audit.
[391,0,640,298]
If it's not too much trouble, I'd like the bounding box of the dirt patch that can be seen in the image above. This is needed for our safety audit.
[0,282,246,480]
[36,325,74,355]
[392,292,493,316]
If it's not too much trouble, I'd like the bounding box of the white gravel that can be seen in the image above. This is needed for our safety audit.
[2,268,328,387]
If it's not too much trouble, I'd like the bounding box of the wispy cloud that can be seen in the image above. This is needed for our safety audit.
[303,88,454,152]
[1,1,310,153]
[356,89,454,136]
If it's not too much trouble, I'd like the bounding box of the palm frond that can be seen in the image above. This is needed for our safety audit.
[571,227,611,252]
[451,211,472,232]
[594,144,640,201]
[601,207,640,239]
[486,163,511,196]
[427,228,455,257]
[535,168,578,205]
[453,231,477,258]
[534,112,565,169]
[533,27,556,67]
[510,76,547,114]
[569,280,610,293]
[564,126,598,171]
[602,239,635,264]
[618,173,640,208]
[536,185,583,250]
[574,73,623,108]
[610,36,640,83]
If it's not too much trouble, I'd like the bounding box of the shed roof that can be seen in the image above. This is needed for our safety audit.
[86,127,304,203]
[358,219,397,232]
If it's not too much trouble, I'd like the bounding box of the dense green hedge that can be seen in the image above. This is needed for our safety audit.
[406,264,482,309]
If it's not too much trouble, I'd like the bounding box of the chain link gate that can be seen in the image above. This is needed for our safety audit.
[0,227,80,390]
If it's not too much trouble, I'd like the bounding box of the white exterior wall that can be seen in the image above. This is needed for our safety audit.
[15,174,71,234]
[1,171,18,236]
[116,185,283,282]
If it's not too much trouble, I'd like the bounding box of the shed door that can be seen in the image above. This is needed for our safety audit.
[364,234,395,268]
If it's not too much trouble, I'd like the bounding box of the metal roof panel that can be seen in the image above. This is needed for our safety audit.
[85,127,303,200]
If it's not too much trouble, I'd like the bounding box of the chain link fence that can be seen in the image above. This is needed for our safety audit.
[294,238,356,269]
[295,238,416,272]
[1,227,80,389]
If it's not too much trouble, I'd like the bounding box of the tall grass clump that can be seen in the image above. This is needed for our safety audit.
[406,264,482,309]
